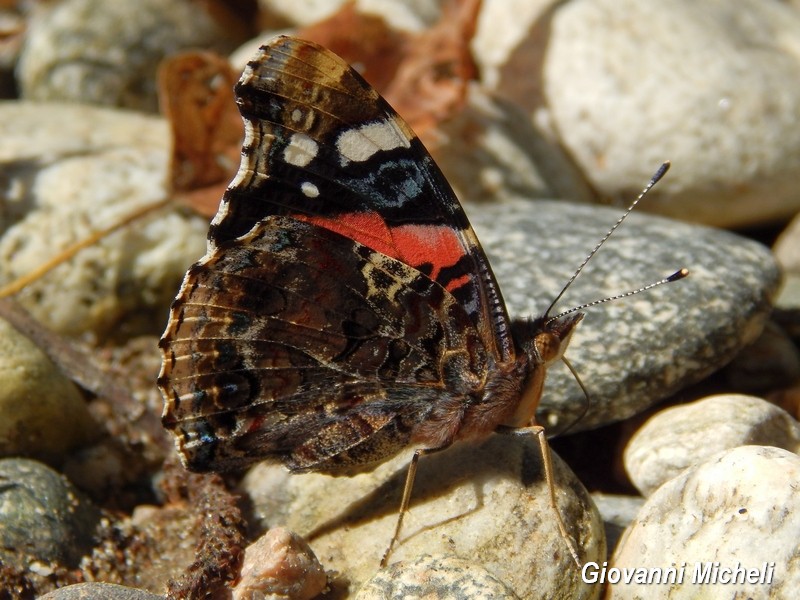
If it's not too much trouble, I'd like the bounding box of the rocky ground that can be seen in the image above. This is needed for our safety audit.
[1,1,800,598]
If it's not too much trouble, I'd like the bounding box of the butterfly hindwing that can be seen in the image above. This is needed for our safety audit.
[161,216,490,472]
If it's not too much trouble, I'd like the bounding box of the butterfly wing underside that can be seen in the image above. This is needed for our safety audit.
[159,36,516,473]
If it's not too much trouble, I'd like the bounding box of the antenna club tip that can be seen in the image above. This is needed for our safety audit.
[668,268,689,282]
[652,161,671,184]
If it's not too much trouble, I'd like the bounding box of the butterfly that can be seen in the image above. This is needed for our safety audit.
[157,35,682,565]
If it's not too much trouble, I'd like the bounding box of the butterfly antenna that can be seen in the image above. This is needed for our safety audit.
[544,161,672,318]
[550,268,688,321]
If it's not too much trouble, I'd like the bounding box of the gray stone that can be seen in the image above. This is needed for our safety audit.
[610,446,800,598]
[17,0,244,111]
[624,394,800,496]
[0,458,100,569]
[37,583,164,600]
[466,198,779,432]
[241,433,604,599]
[355,554,519,599]
[430,85,595,210]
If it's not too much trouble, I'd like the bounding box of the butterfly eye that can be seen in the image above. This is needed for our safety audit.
[533,331,563,365]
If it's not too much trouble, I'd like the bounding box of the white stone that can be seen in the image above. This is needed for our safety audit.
[610,446,800,598]
[479,0,800,228]
[0,102,208,336]
[356,554,518,598]
[543,0,800,227]
[257,0,440,31]
[624,394,800,496]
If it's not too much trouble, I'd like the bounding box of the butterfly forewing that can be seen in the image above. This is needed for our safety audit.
[211,37,514,363]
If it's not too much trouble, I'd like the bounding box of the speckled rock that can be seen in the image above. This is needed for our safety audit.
[37,583,164,600]
[0,317,95,462]
[0,458,100,569]
[0,102,207,337]
[466,198,779,432]
[232,527,327,600]
[610,446,800,598]
[17,0,245,112]
[477,0,800,228]
[241,434,604,599]
[624,394,800,496]
[355,554,520,599]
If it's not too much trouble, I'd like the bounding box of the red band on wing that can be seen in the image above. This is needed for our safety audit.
[296,213,470,293]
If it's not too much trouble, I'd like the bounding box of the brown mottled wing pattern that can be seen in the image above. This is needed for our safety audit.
[159,36,518,474]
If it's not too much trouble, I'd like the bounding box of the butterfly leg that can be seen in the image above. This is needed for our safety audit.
[380,445,447,568]
[499,425,583,569]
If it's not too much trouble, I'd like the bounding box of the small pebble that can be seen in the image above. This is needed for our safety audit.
[624,394,800,496]
[37,582,165,600]
[0,457,100,569]
[0,318,95,462]
[232,527,327,600]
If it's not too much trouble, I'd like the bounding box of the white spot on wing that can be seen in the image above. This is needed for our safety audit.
[301,181,319,198]
[283,133,319,167]
[336,118,411,164]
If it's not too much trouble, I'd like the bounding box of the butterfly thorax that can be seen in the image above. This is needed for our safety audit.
[410,311,584,448]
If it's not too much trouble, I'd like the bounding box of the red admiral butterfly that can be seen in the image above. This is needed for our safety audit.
[158,35,684,566]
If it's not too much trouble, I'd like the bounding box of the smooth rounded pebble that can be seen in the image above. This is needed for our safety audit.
[467,198,780,432]
[241,433,605,599]
[0,102,207,337]
[610,446,800,598]
[539,0,800,228]
[355,554,519,599]
[37,583,164,600]
[0,317,94,462]
[624,394,800,496]
[17,0,244,111]
[232,527,327,600]
[429,84,595,209]
[0,458,100,569]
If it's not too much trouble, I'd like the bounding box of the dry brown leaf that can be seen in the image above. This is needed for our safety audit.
[384,0,482,140]
[298,0,481,141]
[158,51,243,217]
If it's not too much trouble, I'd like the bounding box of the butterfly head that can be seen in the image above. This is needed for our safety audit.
[500,311,584,429]
[529,311,585,368]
